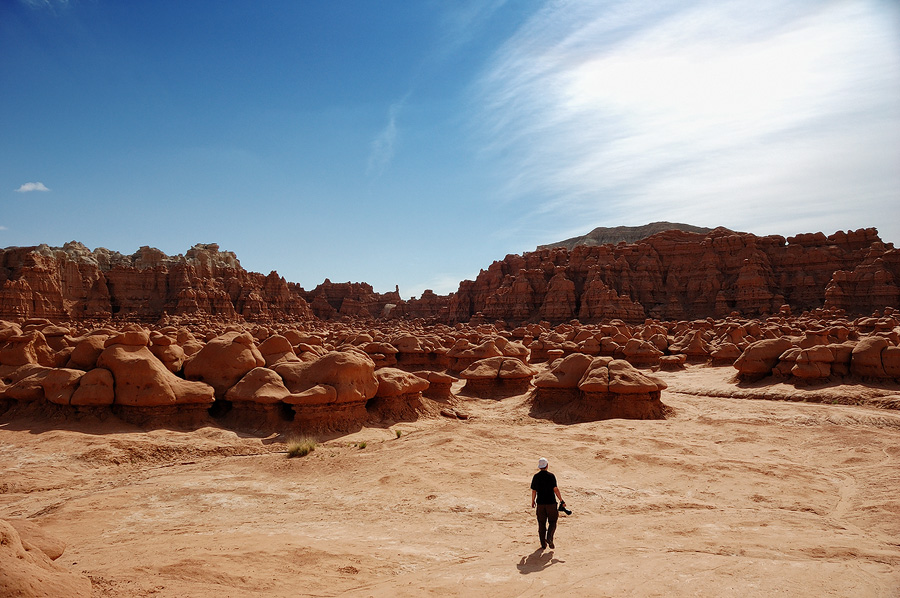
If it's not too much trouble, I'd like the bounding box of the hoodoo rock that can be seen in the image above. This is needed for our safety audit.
[458,356,538,398]
[532,354,669,422]
[97,343,215,407]
[183,331,266,396]
[276,350,379,431]
[367,367,432,422]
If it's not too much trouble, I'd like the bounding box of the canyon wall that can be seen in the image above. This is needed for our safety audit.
[1,226,897,325]
[0,242,313,322]
[450,227,899,324]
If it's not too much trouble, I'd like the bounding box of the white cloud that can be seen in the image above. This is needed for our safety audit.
[366,96,408,178]
[0,226,7,231]
[16,182,50,192]
[473,0,900,243]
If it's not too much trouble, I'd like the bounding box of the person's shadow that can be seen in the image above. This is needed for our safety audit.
[516,548,563,574]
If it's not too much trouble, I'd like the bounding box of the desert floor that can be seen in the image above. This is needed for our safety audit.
[2,366,899,598]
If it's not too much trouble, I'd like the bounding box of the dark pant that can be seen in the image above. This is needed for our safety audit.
[536,503,559,545]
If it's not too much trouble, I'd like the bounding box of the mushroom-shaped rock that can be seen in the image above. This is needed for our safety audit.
[533,353,595,389]
[3,366,54,402]
[98,344,215,407]
[733,338,793,381]
[149,340,186,374]
[41,368,86,405]
[257,335,301,368]
[367,367,432,423]
[607,359,667,394]
[374,367,430,397]
[850,336,889,378]
[66,335,109,370]
[0,331,58,367]
[791,345,835,379]
[282,384,337,405]
[103,329,151,347]
[0,519,92,598]
[621,338,663,367]
[70,368,115,406]
[459,356,537,398]
[658,354,687,371]
[184,331,265,396]
[828,342,855,377]
[669,330,711,362]
[710,342,742,366]
[577,336,602,355]
[449,339,504,371]
[882,346,900,378]
[226,367,291,404]
[274,351,378,431]
[532,357,668,423]
[576,356,613,392]
[218,366,294,429]
[414,370,458,400]
[362,341,399,367]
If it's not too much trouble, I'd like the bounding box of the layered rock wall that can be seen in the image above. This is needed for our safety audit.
[451,228,897,324]
[0,242,313,322]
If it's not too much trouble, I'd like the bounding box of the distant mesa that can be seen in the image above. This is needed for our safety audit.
[538,221,715,251]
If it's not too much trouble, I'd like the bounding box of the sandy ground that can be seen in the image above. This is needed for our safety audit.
[1,365,899,598]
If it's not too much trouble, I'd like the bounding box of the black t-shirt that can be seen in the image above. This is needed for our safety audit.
[531,470,558,505]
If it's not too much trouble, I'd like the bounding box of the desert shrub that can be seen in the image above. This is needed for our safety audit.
[286,437,317,458]
[358,441,367,449]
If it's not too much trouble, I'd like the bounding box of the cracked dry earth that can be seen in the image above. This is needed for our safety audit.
[1,367,899,597]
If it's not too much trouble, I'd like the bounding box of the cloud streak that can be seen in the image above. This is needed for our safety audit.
[16,182,50,192]
[366,97,408,178]
[473,0,900,243]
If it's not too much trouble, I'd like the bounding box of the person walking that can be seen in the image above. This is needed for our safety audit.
[530,457,565,549]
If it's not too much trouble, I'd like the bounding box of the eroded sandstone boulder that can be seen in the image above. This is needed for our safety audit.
[459,356,537,398]
[184,331,265,396]
[0,519,92,598]
[531,354,668,422]
[367,367,432,422]
[97,344,215,407]
[275,350,378,431]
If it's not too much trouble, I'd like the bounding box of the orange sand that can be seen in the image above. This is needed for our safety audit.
[1,366,898,597]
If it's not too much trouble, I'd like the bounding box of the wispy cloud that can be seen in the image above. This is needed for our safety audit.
[0,226,8,231]
[367,96,408,178]
[19,0,70,9]
[16,182,50,192]
[473,0,900,242]
[437,0,510,57]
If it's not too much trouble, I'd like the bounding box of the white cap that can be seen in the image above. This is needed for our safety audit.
[538,457,548,469]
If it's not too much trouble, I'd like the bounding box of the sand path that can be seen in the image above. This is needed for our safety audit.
[1,367,899,597]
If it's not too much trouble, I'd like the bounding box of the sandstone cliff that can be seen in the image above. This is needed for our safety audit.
[452,227,898,323]
[0,242,313,322]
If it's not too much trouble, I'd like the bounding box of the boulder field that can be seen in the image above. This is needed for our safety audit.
[1,307,899,433]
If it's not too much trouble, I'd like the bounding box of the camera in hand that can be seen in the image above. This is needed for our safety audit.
[558,501,572,515]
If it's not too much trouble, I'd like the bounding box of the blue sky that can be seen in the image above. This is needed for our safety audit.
[2,0,899,298]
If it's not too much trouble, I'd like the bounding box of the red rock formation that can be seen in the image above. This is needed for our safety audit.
[451,228,898,324]
[0,242,314,323]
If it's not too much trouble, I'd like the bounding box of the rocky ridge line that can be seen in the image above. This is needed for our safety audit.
[537,221,715,251]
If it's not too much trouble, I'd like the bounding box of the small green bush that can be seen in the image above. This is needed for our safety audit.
[286,437,317,458]
[395,430,402,438]
[358,441,367,449]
